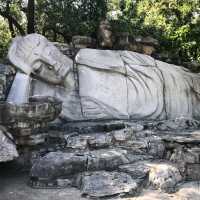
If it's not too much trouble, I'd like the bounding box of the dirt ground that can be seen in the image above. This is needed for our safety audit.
[0,162,87,200]
[1,162,200,200]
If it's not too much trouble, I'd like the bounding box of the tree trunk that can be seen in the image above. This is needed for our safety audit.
[0,10,25,36]
[27,0,35,34]
[8,18,16,37]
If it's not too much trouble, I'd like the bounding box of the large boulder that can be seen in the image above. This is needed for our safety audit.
[77,171,138,198]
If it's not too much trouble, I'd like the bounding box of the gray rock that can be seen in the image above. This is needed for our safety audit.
[152,118,200,131]
[78,171,138,198]
[148,162,183,193]
[72,36,96,48]
[146,136,165,158]
[87,148,130,171]
[112,128,133,143]
[66,132,113,149]
[15,133,47,146]
[186,164,200,181]
[163,131,200,145]
[119,161,183,193]
[169,147,200,177]
[119,161,150,179]
[29,148,135,186]
[135,130,156,139]
[30,152,88,180]
[124,154,154,163]
[66,134,89,150]
[141,36,159,46]
[0,126,18,162]
[170,147,200,164]
[125,122,144,132]
[56,178,72,188]
[88,133,113,148]
[98,19,113,48]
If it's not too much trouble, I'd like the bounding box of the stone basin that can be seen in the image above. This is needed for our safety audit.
[0,96,62,125]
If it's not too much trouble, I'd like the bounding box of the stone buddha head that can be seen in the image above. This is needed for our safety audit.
[8,34,73,85]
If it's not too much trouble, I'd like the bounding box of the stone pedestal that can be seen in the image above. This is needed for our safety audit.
[0,96,62,167]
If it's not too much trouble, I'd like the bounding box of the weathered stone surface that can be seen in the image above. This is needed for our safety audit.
[115,32,132,50]
[119,161,182,193]
[119,161,150,180]
[30,151,87,186]
[142,45,156,55]
[15,133,47,146]
[65,132,113,149]
[141,36,159,46]
[66,134,89,150]
[53,42,75,59]
[9,33,200,121]
[126,182,200,200]
[61,120,126,134]
[0,126,18,162]
[130,131,165,158]
[148,162,183,193]
[0,102,8,124]
[146,136,166,158]
[30,149,123,179]
[174,181,200,200]
[125,122,144,132]
[186,164,200,181]
[112,128,133,143]
[135,130,156,139]
[124,154,154,163]
[87,133,113,148]
[0,64,15,101]
[1,96,62,126]
[9,96,62,123]
[72,36,96,49]
[56,178,72,188]
[149,118,200,131]
[98,19,113,48]
[87,148,130,171]
[29,145,158,189]
[170,147,200,164]
[163,131,200,145]
[78,171,138,198]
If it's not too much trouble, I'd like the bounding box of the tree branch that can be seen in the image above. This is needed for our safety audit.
[0,9,25,36]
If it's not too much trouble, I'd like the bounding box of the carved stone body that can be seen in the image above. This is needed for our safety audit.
[8,34,200,121]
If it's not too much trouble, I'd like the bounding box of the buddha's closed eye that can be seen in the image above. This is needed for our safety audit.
[33,62,43,73]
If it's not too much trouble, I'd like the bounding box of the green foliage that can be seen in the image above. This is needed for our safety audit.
[0,0,200,66]
[108,0,200,65]
[0,0,26,35]
[36,0,107,42]
[0,17,12,59]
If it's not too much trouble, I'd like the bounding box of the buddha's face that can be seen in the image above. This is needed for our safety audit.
[8,34,73,85]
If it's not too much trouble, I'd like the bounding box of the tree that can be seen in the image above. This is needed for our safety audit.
[36,0,107,42]
[0,17,12,58]
[0,0,25,36]
[108,0,200,66]
[135,0,200,63]
[27,0,35,33]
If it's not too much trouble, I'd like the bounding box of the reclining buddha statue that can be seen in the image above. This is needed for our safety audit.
[7,33,200,121]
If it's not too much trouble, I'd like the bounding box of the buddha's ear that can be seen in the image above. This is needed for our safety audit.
[8,36,32,75]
